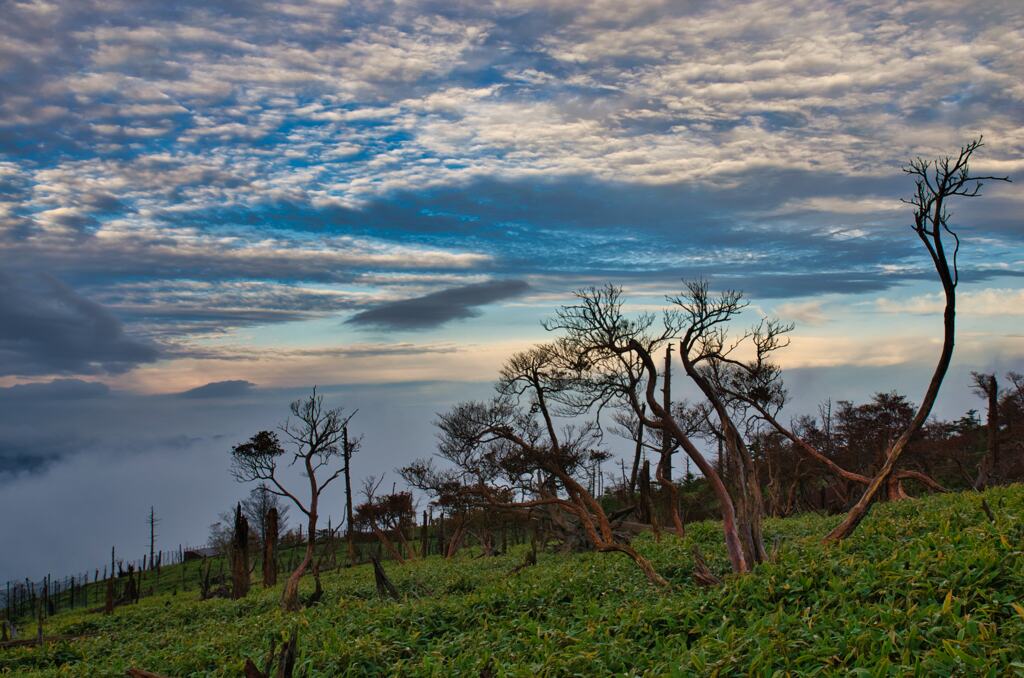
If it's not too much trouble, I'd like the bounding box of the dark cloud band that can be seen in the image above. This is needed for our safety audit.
[346,279,530,330]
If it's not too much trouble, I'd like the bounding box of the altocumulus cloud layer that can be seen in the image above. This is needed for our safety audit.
[1,0,1022,358]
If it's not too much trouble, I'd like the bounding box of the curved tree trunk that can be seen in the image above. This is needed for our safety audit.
[825,248,956,541]
[628,340,748,573]
[281,536,312,612]
[282,474,318,611]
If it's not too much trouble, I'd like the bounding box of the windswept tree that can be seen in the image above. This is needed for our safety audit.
[230,389,354,611]
[548,283,771,573]
[825,138,1010,542]
[404,342,670,586]
[711,321,946,505]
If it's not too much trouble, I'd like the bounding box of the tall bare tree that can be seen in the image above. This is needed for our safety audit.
[230,388,354,611]
[825,138,1009,542]
[342,424,361,567]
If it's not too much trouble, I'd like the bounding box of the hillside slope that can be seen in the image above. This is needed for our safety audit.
[3,486,1023,676]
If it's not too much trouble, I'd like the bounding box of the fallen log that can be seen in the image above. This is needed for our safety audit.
[126,669,174,678]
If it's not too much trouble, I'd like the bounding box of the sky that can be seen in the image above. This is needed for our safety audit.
[1,0,1022,583]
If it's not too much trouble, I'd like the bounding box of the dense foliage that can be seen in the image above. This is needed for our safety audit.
[4,485,1023,676]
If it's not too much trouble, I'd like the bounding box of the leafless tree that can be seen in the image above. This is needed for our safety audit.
[342,425,361,567]
[547,284,759,573]
[230,388,354,611]
[825,138,1010,541]
[263,507,279,587]
[711,312,946,505]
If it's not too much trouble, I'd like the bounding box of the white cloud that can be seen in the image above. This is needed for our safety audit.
[876,288,1024,316]
[773,300,828,326]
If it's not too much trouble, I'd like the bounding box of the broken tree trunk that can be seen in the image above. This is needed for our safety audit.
[371,557,399,600]
[243,627,298,678]
[263,507,278,587]
[231,503,251,599]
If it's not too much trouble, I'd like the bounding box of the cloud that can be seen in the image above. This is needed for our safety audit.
[0,379,110,400]
[176,379,255,398]
[0,0,1020,381]
[876,288,1024,316]
[0,273,159,377]
[346,279,531,330]
[772,300,827,326]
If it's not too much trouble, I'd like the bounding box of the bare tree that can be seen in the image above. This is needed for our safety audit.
[230,388,354,611]
[147,507,158,573]
[342,424,361,567]
[548,284,756,573]
[825,138,1010,542]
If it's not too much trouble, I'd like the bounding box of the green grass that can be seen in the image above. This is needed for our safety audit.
[4,486,1024,676]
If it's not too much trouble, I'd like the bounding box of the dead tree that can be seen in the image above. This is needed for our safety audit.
[104,578,113,615]
[243,484,291,547]
[263,507,279,587]
[244,627,299,678]
[826,138,1010,542]
[231,503,251,599]
[342,426,361,567]
[716,329,946,502]
[548,285,753,573]
[148,507,158,573]
[230,388,354,611]
[371,557,399,600]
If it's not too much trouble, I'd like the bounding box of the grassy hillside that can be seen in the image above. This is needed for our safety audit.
[3,486,1023,676]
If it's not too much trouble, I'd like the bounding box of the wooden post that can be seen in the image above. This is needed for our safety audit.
[104,577,114,615]
[420,511,428,559]
[36,601,43,643]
